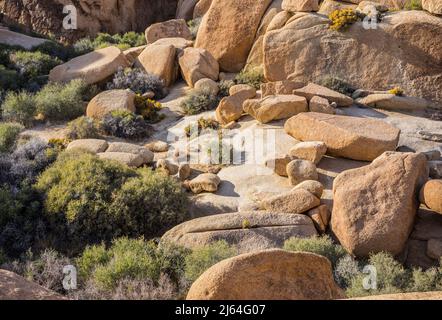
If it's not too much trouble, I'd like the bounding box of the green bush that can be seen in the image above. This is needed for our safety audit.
[35,152,189,254]
[76,238,188,292]
[66,116,100,140]
[235,67,265,90]
[100,109,151,140]
[408,267,441,292]
[404,0,422,10]
[188,18,202,39]
[181,88,220,115]
[319,76,355,96]
[10,51,61,80]
[218,80,235,98]
[0,65,20,92]
[283,236,347,268]
[0,122,24,153]
[334,255,360,288]
[35,79,88,121]
[134,96,164,123]
[72,32,146,56]
[184,241,237,282]
[1,91,36,126]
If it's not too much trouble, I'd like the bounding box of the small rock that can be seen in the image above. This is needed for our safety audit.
[420,180,442,214]
[86,89,136,119]
[106,142,154,164]
[309,96,336,114]
[67,139,109,154]
[216,89,256,124]
[194,78,219,95]
[357,94,428,111]
[142,91,155,99]
[178,163,191,181]
[262,189,320,214]
[307,205,331,234]
[427,239,442,260]
[289,141,327,164]
[286,159,318,186]
[429,161,442,179]
[293,83,353,107]
[265,154,294,177]
[189,173,221,194]
[260,80,304,97]
[97,152,145,167]
[292,180,324,198]
[145,19,192,43]
[145,140,169,153]
[229,84,256,97]
[178,47,219,87]
[157,159,179,175]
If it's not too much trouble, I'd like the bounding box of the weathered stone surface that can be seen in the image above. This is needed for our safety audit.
[178,163,191,181]
[265,154,294,177]
[262,188,320,214]
[261,80,303,97]
[157,159,179,175]
[420,180,442,214]
[66,139,108,154]
[410,208,442,242]
[106,143,154,164]
[97,152,145,167]
[178,47,219,87]
[286,159,318,186]
[0,269,65,300]
[152,37,194,51]
[331,152,429,257]
[429,161,442,179]
[282,0,319,12]
[357,94,429,111]
[307,205,330,234]
[187,250,345,300]
[49,46,130,85]
[405,239,438,269]
[145,19,192,43]
[423,0,442,15]
[243,95,308,124]
[293,83,353,107]
[86,89,136,119]
[145,140,169,153]
[193,0,213,18]
[161,211,317,253]
[318,0,357,15]
[309,96,336,114]
[427,239,442,260]
[284,112,401,161]
[0,29,48,49]
[289,141,327,164]
[292,180,324,198]
[136,44,177,87]
[189,173,221,193]
[195,0,273,72]
[176,0,199,20]
[216,89,256,124]
[123,45,147,64]
[229,85,256,97]
[263,11,442,105]
[194,78,219,95]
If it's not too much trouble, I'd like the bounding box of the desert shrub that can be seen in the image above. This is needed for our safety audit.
[66,116,100,140]
[0,65,20,92]
[235,67,265,90]
[0,122,24,153]
[76,238,188,293]
[100,109,151,140]
[134,95,164,123]
[181,88,220,115]
[283,236,347,268]
[109,168,189,238]
[184,241,237,282]
[1,91,36,126]
[319,76,356,96]
[73,32,146,56]
[10,51,61,80]
[218,80,235,98]
[23,249,71,293]
[404,0,422,10]
[107,68,166,98]
[329,9,359,31]
[334,255,361,288]
[35,79,88,121]
[388,87,404,96]
[35,153,189,253]
[188,18,202,39]
[408,267,441,292]
[184,117,220,137]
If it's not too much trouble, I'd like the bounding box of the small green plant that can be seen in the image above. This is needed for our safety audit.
[218,80,235,98]
[181,88,220,115]
[10,51,61,80]
[100,109,151,140]
[1,91,36,126]
[0,122,24,153]
[283,236,347,268]
[184,241,237,282]
[329,9,359,31]
[0,65,20,91]
[242,219,252,229]
[184,117,220,137]
[35,79,89,121]
[188,18,202,39]
[319,76,356,96]
[388,87,404,96]
[73,32,146,56]
[235,67,265,90]
[404,0,423,10]
[48,138,70,150]
[134,95,164,123]
[66,116,100,140]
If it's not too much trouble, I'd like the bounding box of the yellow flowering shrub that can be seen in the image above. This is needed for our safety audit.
[329,9,359,31]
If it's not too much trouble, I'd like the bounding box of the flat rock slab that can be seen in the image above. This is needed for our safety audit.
[186,250,344,300]
[0,29,48,49]
[284,112,400,161]
[161,211,317,253]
